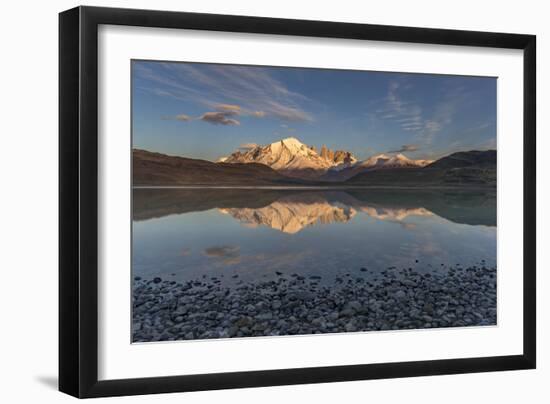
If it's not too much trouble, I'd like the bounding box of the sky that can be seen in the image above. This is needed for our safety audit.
[132,60,496,162]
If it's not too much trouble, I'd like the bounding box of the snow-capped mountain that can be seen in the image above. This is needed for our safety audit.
[219,136,433,181]
[356,153,433,170]
[322,153,434,181]
[220,137,357,179]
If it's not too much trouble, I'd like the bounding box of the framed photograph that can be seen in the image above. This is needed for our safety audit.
[59,6,536,398]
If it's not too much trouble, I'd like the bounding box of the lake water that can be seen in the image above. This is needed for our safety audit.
[132,188,496,286]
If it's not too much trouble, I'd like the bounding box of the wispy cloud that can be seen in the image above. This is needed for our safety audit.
[203,245,240,258]
[421,97,457,144]
[387,144,419,153]
[199,111,240,126]
[203,245,241,265]
[175,114,192,122]
[376,79,461,145]
[166,103,265,126]
[377,81,424,133]
[214,103,265,119]
[215,104,241,113]
[135,62,313,123]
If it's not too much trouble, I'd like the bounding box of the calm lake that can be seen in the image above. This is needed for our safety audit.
[132,188,496,286]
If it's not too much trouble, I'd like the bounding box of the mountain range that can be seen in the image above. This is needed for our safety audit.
[220,137,432,180]
[220,137,358,179]
[133,136,496,187]
[322,152,434,181]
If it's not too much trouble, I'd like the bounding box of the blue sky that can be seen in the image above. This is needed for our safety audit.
[132,60,496,161]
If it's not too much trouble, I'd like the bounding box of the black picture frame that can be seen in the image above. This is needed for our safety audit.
[59,6,536,398]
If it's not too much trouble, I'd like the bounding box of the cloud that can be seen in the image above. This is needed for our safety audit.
[375,79,462,145]
[262,102,311,122]
[217,104,265,118]
[215,104,241,113]
[203,245,241,265]
[175,114,192,121]
[199,111,240,126]
[388,144,419,153]
[169,106,246,125]
[134,61,314,122]
[203,245,240,257]
[214,103,266,119]
[376,80,424,133]
[169,103,264,126]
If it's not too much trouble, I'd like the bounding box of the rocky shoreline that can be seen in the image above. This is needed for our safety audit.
[132,264,496,342]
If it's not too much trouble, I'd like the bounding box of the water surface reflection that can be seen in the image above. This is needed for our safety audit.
[132,188,496,286]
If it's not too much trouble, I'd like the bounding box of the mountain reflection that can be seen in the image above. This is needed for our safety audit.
[219,193,357,234]
[133,188,496,229]
[217,194,439,233]
[357,206,433,222]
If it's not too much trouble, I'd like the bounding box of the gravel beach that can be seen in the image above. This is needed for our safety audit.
[132,264,496,342]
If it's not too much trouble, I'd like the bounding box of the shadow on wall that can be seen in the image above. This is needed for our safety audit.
[35,375,58,390]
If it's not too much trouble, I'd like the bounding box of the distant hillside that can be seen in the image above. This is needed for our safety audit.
[133,149,300,186]
[133,187,496,227]
[132,188,286,220]
[345,188,496,226]
[427,150,496,169]
[346,150,496,187]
